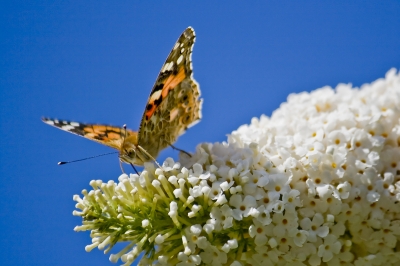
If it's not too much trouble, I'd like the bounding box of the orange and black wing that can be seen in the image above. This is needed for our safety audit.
[137,27,202,158]
[42,117,137,150]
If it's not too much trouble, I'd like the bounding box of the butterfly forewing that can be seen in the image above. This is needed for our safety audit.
[42,118,138,150]
[137,27,202,158]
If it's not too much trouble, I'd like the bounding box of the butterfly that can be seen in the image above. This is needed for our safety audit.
[42,27,202,172]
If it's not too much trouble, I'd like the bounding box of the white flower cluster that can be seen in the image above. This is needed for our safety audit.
[73,69,400,265]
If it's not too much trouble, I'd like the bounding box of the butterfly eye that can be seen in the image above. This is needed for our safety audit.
[124,149,135,158]
[127,150,136,158]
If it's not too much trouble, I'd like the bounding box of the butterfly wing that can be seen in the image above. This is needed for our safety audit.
[137,27,202,158]
[42,117,138,150]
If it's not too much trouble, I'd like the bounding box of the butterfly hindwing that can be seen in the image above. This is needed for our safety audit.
[137,27,202,158]
[42,118,138,150]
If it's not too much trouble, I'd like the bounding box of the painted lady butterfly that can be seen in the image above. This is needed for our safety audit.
[42,27,202,171]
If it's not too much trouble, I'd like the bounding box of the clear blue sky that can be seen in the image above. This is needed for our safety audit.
[1,1,399,265]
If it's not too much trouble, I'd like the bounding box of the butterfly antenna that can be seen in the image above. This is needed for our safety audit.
[58,151,119,165]
[122,124,128,144]
[117,124,130,173]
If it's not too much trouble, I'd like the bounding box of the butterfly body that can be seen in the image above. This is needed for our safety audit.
[42,27,202,166]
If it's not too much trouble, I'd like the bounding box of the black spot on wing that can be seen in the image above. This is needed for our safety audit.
[172,66,179,75]
[151,83,164,94]
[154,96,163,107]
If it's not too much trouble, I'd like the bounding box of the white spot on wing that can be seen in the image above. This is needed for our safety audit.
[150,90,162,101]
[61,125,75,131]
[170,108,179,121]
[177,55,183,65]
[173,42,180,50]
[70,122,80,126]
[46,120,55,125]
[168,61,174,71]
[162,61,174,73]
[161,62,169,72]
[181,48,185,53]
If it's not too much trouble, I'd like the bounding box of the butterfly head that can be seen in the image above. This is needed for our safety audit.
[119,148,139,165]
[118,132,146,166]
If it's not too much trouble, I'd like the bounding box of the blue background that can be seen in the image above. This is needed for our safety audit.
[1,1,399,265]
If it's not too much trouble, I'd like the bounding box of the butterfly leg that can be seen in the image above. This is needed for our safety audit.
[119,159,126,173]
[169,144,192,158]
[137,145,162,169]
[130,163,140,175]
